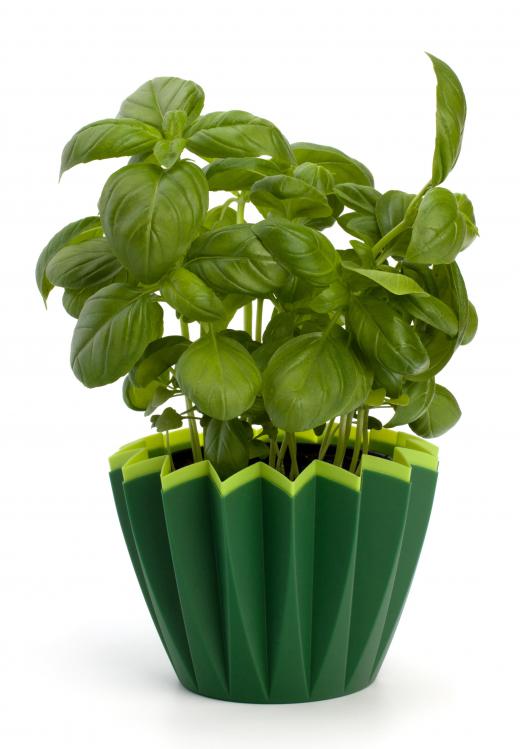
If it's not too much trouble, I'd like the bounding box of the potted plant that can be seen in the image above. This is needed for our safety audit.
[36,53,478,703]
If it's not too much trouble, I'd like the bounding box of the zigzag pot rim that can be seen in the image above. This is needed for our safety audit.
[109,426,439,495]
[108,427,439,703]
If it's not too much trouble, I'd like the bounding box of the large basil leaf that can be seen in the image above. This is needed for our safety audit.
[186,224,289,295]
[334,183,381,214]
[176,333,262,420]
[204,418,251,479]
[129,335,189,387]
[385,378,435,428]
[99,161,208,283]
[250,174,332,220]
[46,238,122,289]
[60,119,162,175]
[290,142,374,186]
[70,284,163,387]
[293,162,335,194]
[204,157,279,190]
[406,187,476,264]
[118,76,204,129]
[253,218,339,287]
[350,296,430,375]
[402,294,458,337]
[410,383,461,437]
[36,216,103,302]
[186,110,294,165]
[342,265,427,296]
[160,267,226,322]
[262,327,372,432]
[428,54,467,185]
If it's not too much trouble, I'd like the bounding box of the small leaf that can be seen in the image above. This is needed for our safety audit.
[293,162,335,194]
[130,335,189,387]
[176,333,262,420]
[410,383,461,437]
[204,418,251,479]
[118,76,205,129]
[123,375,166,411]
[46,238,122,289]
[60,118,162,175]
[342,265,427,296]
[385,379,436,428]
[428,54,467,185]
[461,301,478,345]
[153,137,186,169]
[250,174,332,220]
[70,284,163,387]
[375,190,414,256]
[161,268,226,322]
[334,183,381,214]
[202,204,237,231]
[337,212,381,245]
[365,388,386,407]
[144,386,172,416]
[151,407,183,431]
[204,157,280,190]
[290,142,374,186]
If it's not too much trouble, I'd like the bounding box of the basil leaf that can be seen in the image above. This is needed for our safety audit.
[118,76,205,129]
[350,296,430,375]
[123,375,166,411]
[385,378,436,428]
[130,335,189,387]
[338,212,381,245]
[202,204,237,231]
[153,137,186,169]
[461,301,478,345]
[151,407,184,431]
[204,157,280,190]
[290,142,374,186]
[46,238,122,289]
[253,218,339,287]
[36,216,103,302]
[293,162,335,194]
[176,334,262,421]
[373,365,404,399]
[374,190,415,256]
[262,327,372,432]
[250,174,332,220]
[70,284,163,387]
[144,385,173,416]
[186,110,294,165]
[342,265,427,296]
[293,280,350,314]
[60,118,162,175]
[62,285,102,318]
[428,54,467,185]
[334,183,381,214]
[204,418,251,479]
[186,224,289,296]
[99,161,208,283]
[410,383,461,437]
[402,294,458,337]
[406,187,476,264]
[161,268,226,322]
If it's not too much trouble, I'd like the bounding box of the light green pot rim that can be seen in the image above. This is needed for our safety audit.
[109,427,438,497]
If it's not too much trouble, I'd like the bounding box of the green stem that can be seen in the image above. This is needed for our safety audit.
[255,298,264,342]
[269,436,278,468]
[373,182,431,265]
[276,434,288,474]
[165,429,175,471]
[318,419,337,461]
[349,410,364,473]
[362,406,370,458]
[243,304,253,336]
[236,192,246,224]
[333,412,353,467]
[179,319,203,463]
[287,432,299,480]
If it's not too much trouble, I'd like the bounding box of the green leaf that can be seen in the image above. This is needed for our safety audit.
[293,162,335,194]
[70,284,163,387]
[202,204,237,231]
[410,383,461,437]
[161,268,226,322]
[186,224,289,296]
[461,301,478,345]
[428,54,467,185]
[60,118,162,176]
[118,76,205,129]
[290,142,374,186]
[99,161,208,283]
[337,212,381,245]
[204,157,280,190]
[406,187,476,264]
[129,335,189,387]
[350,296,430,375]
[144,385,173,416]
[62,286,101,318]
[402,294,458,337]
[334,183,381,214]
[176,333,262,420]
[36,216,103,302]
[162,110,188,138]
[151,407,184,431]
[250,174,332,220]
[262,327,373,432]
[385,378,436,428]
[204,418,251,479]
[375,190,414,256]
[152,137,186,169]
[342,265,427,296]
[365,388,386,406]
[46,238,122,289]
[123,375,166,411]
[292,279,350,314]
[252,218,339,287]
[186,110,294,165]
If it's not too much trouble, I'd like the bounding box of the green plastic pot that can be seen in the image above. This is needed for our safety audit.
[108,427,438,703]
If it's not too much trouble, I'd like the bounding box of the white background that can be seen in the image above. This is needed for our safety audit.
[1,1,519,746]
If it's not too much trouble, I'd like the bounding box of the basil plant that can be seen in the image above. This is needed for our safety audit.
[36,54,478,479]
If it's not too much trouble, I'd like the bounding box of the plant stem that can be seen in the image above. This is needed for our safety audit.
[236,192,246,224]
[287,432,299,480]
[180,319,203,463]
[165,429,175,471]
[269,436,278,468]
[362,406,370,457]
[333,412,353,467]
[244,304,253,336]
[276,434,288,474]
[349,410,364,473]
[255,298,264,342]
[373,182,431,265]
[318,419,337,461]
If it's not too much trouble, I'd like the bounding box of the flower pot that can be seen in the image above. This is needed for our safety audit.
[108,427,438,703]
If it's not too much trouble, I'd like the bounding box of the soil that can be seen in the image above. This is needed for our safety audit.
[168,442,390,473]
